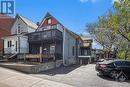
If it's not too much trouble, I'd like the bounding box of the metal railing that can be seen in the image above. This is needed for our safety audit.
[28,29,63,42]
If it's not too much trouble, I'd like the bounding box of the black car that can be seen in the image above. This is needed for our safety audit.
[95,59,130,81]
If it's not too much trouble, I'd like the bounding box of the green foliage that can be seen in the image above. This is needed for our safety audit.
[111,0,130,42]
[117,51,127,59]
[117,51,130,60]
[86,0,130,59]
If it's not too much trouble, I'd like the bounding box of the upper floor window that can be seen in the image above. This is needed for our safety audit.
[18,24,21,34]
[48,18,51,24]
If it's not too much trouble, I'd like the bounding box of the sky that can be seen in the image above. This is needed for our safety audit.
[15,0,117,48]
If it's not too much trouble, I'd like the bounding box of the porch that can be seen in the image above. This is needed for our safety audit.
[27,29,63,62]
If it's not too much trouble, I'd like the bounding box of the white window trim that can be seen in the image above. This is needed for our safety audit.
[48,19,51,24]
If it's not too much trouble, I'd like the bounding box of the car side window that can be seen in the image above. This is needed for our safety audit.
[114,61,122,66]
[123,61,130,67]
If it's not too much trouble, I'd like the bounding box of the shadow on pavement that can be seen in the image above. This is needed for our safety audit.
[97,73,130,82]
[38,65,81,76]
[97,74,115,81]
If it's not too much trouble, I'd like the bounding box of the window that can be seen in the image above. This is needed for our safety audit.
[122,61,130,66]
[47,25,51,29]
[7,41,10,47]
[50,46,55,54]
[52,25,57,29]
[18,24,21,34]
[114,61,122,66]
[7,41,12,47]
[15,41,17,51]
[72,46,75,56]
[48,18,51,24]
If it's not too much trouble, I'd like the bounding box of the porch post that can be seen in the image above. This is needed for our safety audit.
[40,46,42,63]
[54,41,56,61]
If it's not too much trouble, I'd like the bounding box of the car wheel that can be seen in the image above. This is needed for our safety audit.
[118,74,127,82]
[110,70,118,79]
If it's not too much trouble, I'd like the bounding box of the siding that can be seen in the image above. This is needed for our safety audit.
[11,18,28,34]
[4,36,17,54]
[63,29,77,65]
[4,35,29,54]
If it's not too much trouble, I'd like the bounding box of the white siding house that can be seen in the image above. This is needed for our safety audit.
[63,29,77,65]
[2,14,38,54]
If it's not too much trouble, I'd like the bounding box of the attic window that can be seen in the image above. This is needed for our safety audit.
[18,24,21,33]
[48,18,51,24]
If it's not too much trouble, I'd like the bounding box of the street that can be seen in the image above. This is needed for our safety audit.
[31,64,130,87]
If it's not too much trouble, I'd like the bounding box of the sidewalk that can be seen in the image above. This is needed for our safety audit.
[0,67,74,87]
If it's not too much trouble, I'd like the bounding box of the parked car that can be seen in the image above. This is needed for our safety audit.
[97,59,105,62]
[95,59,130,81]
[97,58,116,62]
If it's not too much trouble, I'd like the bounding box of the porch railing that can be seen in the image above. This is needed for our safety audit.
[28,29,63,42]
[25,54,55,59]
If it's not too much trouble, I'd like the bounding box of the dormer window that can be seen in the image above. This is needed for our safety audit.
[48,18,51,24]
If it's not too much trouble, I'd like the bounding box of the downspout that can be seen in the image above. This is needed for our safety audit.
[63,28,66,66]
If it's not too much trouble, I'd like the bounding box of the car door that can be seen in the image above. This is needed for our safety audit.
[114,61,123,71]
[122,61,130,78]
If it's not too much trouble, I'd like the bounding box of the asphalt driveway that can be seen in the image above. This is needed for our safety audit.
[31,64,130,87]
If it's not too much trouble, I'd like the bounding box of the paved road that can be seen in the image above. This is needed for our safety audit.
[31,64,130,87]
[0,67,73,87]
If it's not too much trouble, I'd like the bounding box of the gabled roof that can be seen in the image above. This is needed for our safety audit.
[38,12,62,28]
[15,14,38,29]
[80,37,93,41]
[38,12,81,40]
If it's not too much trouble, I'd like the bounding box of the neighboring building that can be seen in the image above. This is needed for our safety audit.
[78,37,93,65]
[0,14,14,55]
[26,13,93,65]
[2,14,38,54]
[94,49,115,60]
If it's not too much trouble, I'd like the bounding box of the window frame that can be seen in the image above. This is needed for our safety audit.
[18,24,21,34]
[72,46,75,56]
[48,18,51,24]
[7,41,12,47]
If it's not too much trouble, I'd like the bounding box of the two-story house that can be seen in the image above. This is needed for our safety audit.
[26,13,92,66]
[2,14,38,56]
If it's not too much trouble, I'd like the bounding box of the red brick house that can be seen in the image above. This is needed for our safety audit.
[0,14,14,53]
